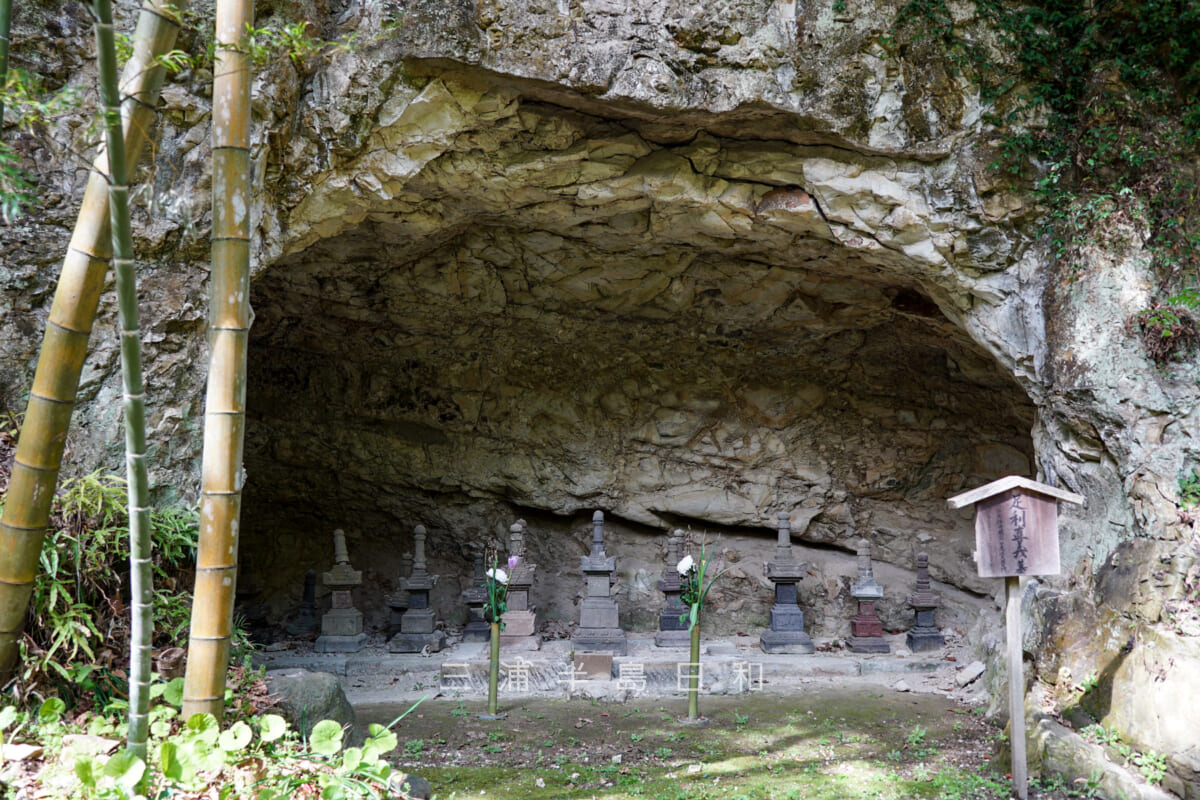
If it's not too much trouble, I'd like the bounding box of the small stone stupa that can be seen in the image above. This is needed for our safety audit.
[654,529,690,648]
[501,520,540,650]
[314,529,367,653]
[760,512,815,654]
[574,510,627,655]
[906,552,945,652]
[460,550,490,643]
[385,551,413,638]
[388,525,447,653]
[848,538,890,654]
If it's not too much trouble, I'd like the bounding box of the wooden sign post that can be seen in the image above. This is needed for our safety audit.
[948,476,1084,800]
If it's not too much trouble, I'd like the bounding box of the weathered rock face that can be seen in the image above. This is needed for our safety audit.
[2,0,1199,792]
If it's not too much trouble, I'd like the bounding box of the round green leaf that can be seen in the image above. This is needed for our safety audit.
[186,713,220,746]
[219,721,253,752]
[341,746,363,771]
[0,706,18,731]
[258,714,288,743]
[102,751,146,790]
[308,720,344,755]
[163,678,186,708]
[38,697,66,722]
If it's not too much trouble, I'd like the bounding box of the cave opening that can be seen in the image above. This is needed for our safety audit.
[235,96,1037,644]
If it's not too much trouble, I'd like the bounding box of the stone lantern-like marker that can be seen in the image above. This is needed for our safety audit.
[501,520,540,650]
[906,553,945,652]
[655,530,690,648]
[385,551,413,638]
[575,511,627,655]
[759,512,815,654]
[460,549,490,643]
[315,529,367,653]
[948,476,1084,800]
[388,525,447,653]
[847,538,889,654]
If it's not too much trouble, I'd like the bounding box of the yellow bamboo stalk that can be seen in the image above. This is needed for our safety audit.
[181,0,252,722]
[0,0,187,683]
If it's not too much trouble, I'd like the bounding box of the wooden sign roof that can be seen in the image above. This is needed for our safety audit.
[947,476,1084,510]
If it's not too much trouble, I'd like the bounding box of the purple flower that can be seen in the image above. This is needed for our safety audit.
[507,554,521,571]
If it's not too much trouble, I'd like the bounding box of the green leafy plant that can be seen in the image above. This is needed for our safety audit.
[5,472,198,695]
[1179,471,1200,509]
[1132,750,1168,786]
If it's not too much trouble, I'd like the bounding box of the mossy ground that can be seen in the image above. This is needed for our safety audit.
[357,689,1045,800]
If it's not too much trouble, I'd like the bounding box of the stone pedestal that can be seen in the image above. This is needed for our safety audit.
[655,529,690,648]
[574,511,627,655]
[286,570,319,637]
[315,529,368,653]
[848,538,890,654]
[385,552,414,638]
[461,551,490,643]
[759,512,815,654]
[501,520,541,650]
[389,525,447,653]
[906,552,945,652]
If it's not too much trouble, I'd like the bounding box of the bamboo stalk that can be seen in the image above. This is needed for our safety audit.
[0,0,187,683]
[91,0,152,762]
[0,0,10,131]
[181,0,253,722]
[688,621,700,720]
[488,622,500,715]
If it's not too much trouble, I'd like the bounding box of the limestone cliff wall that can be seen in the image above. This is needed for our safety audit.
[1,0,1197,794]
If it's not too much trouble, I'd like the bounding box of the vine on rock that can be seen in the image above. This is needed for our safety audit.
[890,0,1200,364]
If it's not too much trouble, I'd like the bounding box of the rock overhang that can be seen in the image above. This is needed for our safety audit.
[238,71,1038,635]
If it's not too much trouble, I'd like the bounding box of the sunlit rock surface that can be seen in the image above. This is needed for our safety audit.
[1,1,1198,792]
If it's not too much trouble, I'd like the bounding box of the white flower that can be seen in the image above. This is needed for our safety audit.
[676,555,694,575]
[487,567,508,585]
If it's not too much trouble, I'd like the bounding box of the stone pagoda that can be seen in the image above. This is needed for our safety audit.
[906,552,945,652]
[460,549,490,643]
[385,551,413,638]
[388,525,447,653]
[655,529,691,648]
[314,529,367,653]
[759,512,815,654]
[848,538,890,653]
[574,510,627,655]
[501,519,540,650]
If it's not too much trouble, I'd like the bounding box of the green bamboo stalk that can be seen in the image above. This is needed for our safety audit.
[488,622,500,715]
[181,0,253,722]
[688,623,700,720]
[0,0,11,131]
[0,0,187,684]
[91,0,152,761]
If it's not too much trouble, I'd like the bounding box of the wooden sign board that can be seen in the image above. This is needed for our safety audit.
[947,476,1084,800]
[948,475,1084,579]
[974,489,1059,577]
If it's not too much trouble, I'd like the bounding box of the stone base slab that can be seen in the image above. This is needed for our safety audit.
[574,629,628,656]
[760,629,815,654]
[654,629,691,648]
[314,633,368,654]
[906,629,945,652]
[848,635,891,654]
[500,634,542,651]
[388,630,447,653]
[461,623,490,643]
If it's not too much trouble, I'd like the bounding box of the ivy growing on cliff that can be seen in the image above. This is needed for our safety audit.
[889,0,1200,362]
